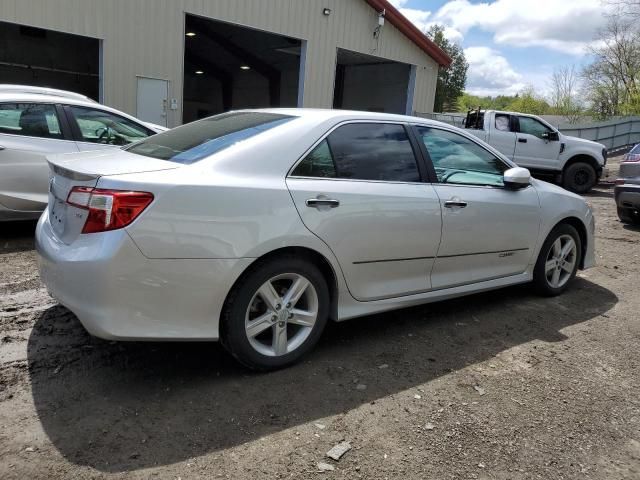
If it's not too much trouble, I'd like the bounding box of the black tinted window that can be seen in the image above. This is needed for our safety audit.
[126,112,295,164]
[291,139,336,178]
[327,123,420,182]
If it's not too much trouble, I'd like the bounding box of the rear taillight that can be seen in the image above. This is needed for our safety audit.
[67,187,153,234]
[615,178,626,185]
[623,153,640,163]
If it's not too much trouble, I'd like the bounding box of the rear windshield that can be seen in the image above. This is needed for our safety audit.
[631,144,640,154]
[125,112,296,164]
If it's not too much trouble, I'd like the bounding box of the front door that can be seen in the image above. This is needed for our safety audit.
[0,102,78,212]
[137,77,168,127]
[286,122,442,301]
[414,125,541,289]
[514,115,562,170]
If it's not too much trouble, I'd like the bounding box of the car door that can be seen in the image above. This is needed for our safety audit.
[286,122,442,301]
[513,115,562,170]
[487,113,517,159]
[63,104,155,152]
[0,102,78,212]
[413,125,541,290]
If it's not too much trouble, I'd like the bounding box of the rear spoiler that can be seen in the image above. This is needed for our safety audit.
[47,157,98,181]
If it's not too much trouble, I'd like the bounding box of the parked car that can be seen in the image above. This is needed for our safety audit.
[615,144,640,225]
[0,84,167,221]
[36,109,595,370]
[464,109,607,193]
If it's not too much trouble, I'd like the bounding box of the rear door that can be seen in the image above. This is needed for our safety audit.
[0,102,78,212]
[63,104,155,152]
[414,124,541,289]
[287,122,442,301]
[513,115,562,170]
[487,113,517,159]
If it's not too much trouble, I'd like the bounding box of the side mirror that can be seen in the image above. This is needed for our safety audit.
[542,131,559,141]
[504,167,531,190]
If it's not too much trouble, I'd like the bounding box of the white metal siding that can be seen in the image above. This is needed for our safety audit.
[0,0,439,126]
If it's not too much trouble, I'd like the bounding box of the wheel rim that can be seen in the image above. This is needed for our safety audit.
[545,234,577,289]
[244,273,318,357]
[574,169,590,186]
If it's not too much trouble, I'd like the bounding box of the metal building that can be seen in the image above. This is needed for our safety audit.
[0,0,451,127]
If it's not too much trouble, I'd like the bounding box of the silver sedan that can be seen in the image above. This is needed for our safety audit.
[36,109,595,370]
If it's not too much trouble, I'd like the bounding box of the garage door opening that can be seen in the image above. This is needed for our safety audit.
[333,48,414,114]
[0,21,100,100]
[183,14,303,123]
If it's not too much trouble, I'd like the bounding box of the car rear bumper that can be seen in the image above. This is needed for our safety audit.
[36,211,253,341]
[614,184,640,210]
[583,213,596,270]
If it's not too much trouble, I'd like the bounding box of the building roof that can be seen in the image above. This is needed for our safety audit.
[364,0,452,67]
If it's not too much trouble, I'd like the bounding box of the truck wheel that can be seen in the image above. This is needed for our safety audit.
[562,162,597,193]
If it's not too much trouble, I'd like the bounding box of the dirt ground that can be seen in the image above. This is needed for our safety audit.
[0,157,638,480]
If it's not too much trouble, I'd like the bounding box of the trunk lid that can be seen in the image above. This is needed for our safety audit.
[46,149,178,244]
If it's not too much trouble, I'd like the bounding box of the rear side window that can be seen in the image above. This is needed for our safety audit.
[495,114,511,132]
[126,112,295,164]
[0,103,62,139]
[292,123,420,182]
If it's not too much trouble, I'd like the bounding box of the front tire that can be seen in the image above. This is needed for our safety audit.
[221,256,329,371]
[533,224,582,296]
[562,162,597,193]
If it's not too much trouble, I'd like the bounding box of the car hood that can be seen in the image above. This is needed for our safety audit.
[563,134,605,150]
[47,148,180,177]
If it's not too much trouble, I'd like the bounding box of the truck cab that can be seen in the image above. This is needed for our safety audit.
[464,109,607,193]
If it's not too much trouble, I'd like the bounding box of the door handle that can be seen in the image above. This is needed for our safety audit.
[518,138,527,143]
[306,198,340,208]
[444,200,468,208]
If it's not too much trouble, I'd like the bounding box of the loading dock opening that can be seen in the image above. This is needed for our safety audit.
[182,14,302,123]
[333,48,413,114]
[0,21,100,100]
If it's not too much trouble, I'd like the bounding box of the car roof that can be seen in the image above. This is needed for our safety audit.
[0,84,97,103]
[252,108,442,126]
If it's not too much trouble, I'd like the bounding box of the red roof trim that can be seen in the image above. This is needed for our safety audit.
[364,0,452,67]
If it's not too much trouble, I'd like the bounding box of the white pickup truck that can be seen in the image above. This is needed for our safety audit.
[463,109,607,193]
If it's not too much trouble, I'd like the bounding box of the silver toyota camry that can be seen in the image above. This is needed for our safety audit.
[36,109,595,370]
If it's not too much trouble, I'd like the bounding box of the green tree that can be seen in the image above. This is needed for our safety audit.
[427,25,469,112]
[506,87,551,115]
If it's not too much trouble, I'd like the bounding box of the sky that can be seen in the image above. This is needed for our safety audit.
[389,0,612,98]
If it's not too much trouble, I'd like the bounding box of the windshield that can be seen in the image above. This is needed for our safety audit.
[125,112,296,164]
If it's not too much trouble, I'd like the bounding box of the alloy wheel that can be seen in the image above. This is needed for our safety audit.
[244,273,319,357]
[545,234,577,288]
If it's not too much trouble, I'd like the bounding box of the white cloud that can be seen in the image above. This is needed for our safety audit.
[433,0,609,55]
[463,46,526,96]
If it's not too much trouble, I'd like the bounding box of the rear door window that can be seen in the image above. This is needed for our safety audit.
[292,123,420,182]
[0,103,63,139]
[127,112,295,164]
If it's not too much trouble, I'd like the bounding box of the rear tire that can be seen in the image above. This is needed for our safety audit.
[533,224,582,297]
[617,207,640,225]
[562,162,597,193]
[221,255,329,371]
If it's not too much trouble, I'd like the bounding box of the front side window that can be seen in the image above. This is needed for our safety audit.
[0,103,62,139]
[292,123,420,182]
[518,116,552,139]
[70,106,153,146]
[127,112,295,164]
[416,126,507,187]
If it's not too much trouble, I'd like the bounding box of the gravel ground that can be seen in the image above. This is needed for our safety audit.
[0,158,638,479]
